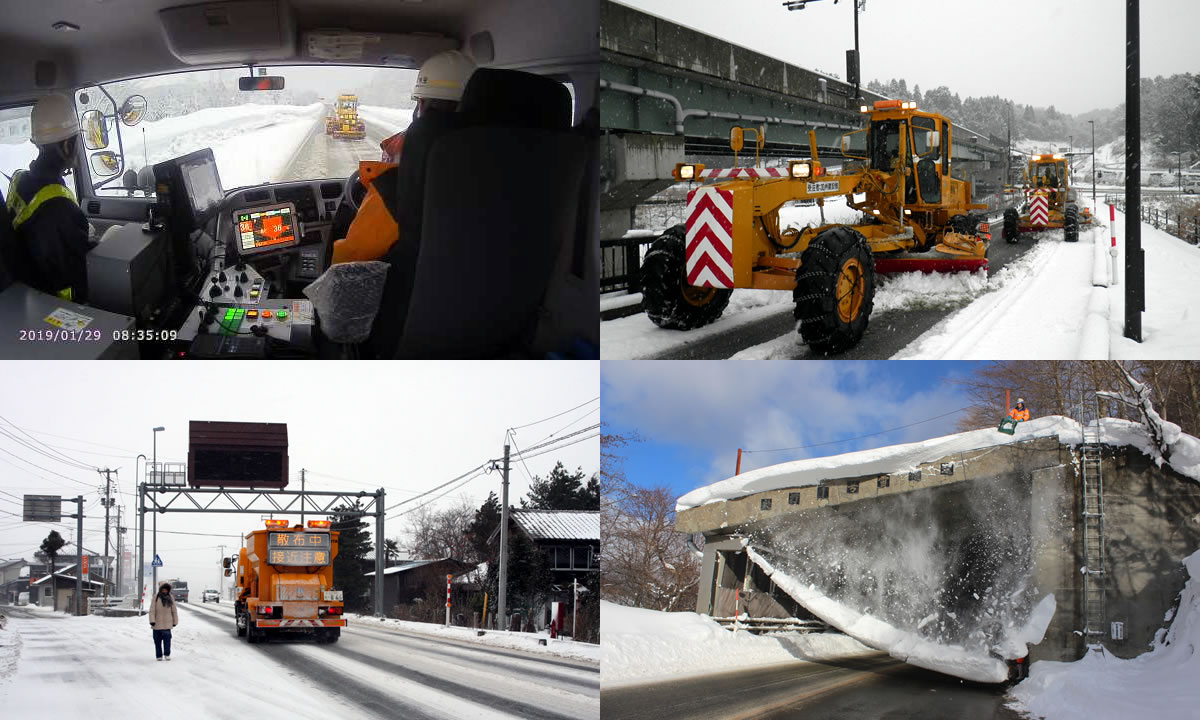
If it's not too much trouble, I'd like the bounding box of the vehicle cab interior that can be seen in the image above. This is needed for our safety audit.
[0,0,600,359]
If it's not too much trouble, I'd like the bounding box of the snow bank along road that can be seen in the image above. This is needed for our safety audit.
[0,602,599,720]
[601,653,1023,720]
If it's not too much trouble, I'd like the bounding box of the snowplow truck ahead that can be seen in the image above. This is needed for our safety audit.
[1002,153,1093,243]
[643,99,991,354]
[231,519,345,644]
[326,94,366,140]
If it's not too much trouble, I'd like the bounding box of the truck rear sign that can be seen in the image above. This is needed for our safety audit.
[267,531,331,566]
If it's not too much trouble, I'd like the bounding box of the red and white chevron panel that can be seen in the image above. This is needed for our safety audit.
[698,167,788,179]
[685,186,735,288]
[1029,192,1049,227]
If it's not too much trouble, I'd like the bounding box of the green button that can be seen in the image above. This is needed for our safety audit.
[277,310,288,319]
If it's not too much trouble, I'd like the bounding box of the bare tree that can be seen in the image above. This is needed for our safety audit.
[404,498,479,562]
[600,426,702,612]
[951,361,1198,436]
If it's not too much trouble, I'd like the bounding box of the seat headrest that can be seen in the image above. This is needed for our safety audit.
[458,68,572,131]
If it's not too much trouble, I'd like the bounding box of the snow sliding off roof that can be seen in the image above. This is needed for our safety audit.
[677,415,1200,513]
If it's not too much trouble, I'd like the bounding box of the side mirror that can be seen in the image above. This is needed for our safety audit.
[926,131,940,154]
[90,151,120,177]
[222,557,232,569]
[118,95,148,127]
[239,76,285,91]
[81,110,109,151]
[840,128,867,160]
[224,569,232,577]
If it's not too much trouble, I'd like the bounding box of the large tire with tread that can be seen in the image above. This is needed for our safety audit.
[235,611,247,638]
[326,628,340,644]
[793,226,875,354]
[246,619,261,644]
[1003,208,1020,244]
[1063,204,1079,242]
[641,224,732,330]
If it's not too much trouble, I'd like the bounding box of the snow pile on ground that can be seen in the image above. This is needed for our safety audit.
[599,600,873,687]
[120,103,324,189]
[744,545,1045,683]
[0,611,21,683]
[1008,549,1200,720]
[358,105,414,138]
[343,612,599,662]
[679,415,1200,511]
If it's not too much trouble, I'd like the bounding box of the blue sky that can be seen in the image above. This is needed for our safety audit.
[602,361,988,501]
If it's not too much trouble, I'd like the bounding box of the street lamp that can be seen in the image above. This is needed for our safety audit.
[1168,151,1182,193]
[783,0,865,102]
[152,426,164,594]
[1089,120,1096,208]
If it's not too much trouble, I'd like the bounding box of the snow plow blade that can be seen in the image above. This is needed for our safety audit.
[874,255,988,274]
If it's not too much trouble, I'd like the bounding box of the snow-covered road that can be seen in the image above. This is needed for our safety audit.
[0,602,599,720]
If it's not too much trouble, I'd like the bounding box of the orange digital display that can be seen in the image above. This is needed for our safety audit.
[235,203,300,256]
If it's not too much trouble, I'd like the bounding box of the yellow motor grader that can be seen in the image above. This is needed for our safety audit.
[325,93,366,140]
[641,99,991,354]
[1001,153,1093,243]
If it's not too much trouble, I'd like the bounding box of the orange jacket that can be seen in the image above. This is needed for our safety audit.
[332,159,400,264]
[1009,406,1030,422]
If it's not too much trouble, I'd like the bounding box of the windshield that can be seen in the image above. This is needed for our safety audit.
[869,119,905,171]
[78,66,418,197]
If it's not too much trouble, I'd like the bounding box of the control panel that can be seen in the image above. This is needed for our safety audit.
[177,298,316,355]
[203,261,269,304]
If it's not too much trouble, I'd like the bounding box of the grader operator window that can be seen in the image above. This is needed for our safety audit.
[869,119,906,171]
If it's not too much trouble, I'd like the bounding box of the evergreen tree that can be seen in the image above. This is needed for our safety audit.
[330,502,371,611]
[39,531,65,611]
[522,462,599,511]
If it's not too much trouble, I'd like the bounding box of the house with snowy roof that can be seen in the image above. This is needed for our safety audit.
[27,561,106,612]
[675,414,1200,683]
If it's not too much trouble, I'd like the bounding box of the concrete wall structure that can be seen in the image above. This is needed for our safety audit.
[681,437,1200,664]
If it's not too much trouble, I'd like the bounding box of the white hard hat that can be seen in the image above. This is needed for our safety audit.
[30,93,81,145]
[1017,398,1025,404]
[413,50,477,103]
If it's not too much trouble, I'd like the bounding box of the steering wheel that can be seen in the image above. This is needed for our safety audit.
[343,169,367,213]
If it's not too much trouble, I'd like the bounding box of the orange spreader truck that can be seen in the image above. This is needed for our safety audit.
[230,519,345,644]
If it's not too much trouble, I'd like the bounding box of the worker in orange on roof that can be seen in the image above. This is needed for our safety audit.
[1009,398,1030,423]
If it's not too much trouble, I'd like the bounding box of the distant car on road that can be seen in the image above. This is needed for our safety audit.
[202,589,220,603]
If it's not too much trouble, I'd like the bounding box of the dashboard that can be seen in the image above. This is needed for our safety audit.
[218,179,347,286]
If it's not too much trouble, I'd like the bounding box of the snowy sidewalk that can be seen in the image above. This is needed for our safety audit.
[897,203,1200,359]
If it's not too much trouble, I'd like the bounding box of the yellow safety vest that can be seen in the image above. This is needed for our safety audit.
[6,170,80,301]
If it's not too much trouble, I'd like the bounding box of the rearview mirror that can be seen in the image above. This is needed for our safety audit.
[81,110,109,151]
[239,76,285,91]
[90,151,120,177]
[224,568,232,577]
[119,95,148,126]
[222,557,232,569]
[926,130,940,154]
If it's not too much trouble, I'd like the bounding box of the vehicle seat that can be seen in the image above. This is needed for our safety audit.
[0,186,16,291]
[916,157,940,204]
[363,107,466,358]
[387,68,588,358]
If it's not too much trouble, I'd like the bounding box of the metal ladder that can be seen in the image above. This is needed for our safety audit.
[1079,396,1107,649]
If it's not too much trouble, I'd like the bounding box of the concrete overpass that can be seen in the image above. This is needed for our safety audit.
[675,417,1200,673]
[600,1,1008,241]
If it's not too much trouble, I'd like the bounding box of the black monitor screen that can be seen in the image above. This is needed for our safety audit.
[179,152,224,223]
[234,203,301,256]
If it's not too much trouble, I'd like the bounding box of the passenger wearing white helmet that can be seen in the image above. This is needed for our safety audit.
[4,92,91,302]
[1010,398,1030,422]
[333,50,476,265]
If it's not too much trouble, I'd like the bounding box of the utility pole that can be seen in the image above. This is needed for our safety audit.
[152,426,164,594]
[497,443,511,631]
[218,544,226,600]
[136,453,146,611]
[300,468,305,526]
[1090,119,1097,209]
[115,505,123,597]
[1124,0,1143,342]
[72,495,83,616]
[101,468,115,605]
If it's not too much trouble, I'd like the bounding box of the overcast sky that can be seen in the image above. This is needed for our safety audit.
[617,0,1198,115]
[0,361,598,595]
[602,361,986,501]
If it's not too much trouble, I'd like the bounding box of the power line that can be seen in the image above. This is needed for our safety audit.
[0,415,99,471]
[508,397,599,432]
[507,432,599,463]
[387,470,488,520]
[0,447,95,488]
[740,406,972,454]
[509,424,600,458]
[383,461,490,513]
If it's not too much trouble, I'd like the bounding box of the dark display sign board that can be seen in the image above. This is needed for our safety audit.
[23,495,61,522]
[188,421,289,488]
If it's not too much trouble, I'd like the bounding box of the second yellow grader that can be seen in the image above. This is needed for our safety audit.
[642,99,992,354]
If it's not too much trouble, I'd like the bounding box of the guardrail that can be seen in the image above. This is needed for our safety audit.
[601,234,658,294]
[1103,195,1200,246]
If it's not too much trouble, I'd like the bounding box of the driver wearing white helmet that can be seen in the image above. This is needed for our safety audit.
[332,50,476,265]
[4,93,91,302]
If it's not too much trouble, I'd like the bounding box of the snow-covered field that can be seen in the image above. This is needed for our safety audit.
[600,600,874,687]
[358,104,415,139]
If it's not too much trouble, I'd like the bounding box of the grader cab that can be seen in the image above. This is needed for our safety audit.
[1001,153,1093,243]
[642,99,991,354]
